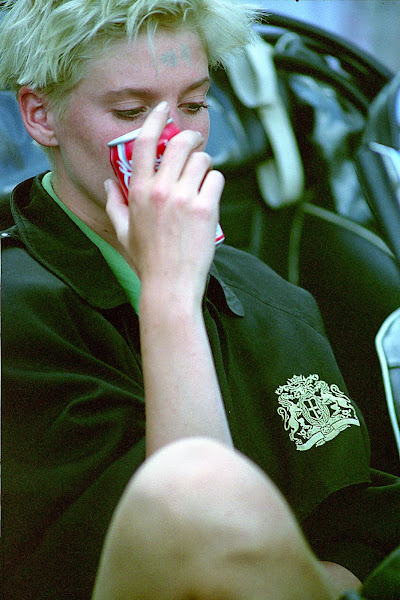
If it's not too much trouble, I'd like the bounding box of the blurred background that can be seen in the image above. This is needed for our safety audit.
[252,0,400,74]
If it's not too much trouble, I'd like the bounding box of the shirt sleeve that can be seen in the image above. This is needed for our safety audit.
[211,256,372,520]
[210,248,393,582]
[303,470,400,582]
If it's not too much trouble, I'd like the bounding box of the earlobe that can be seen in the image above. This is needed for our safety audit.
[18,87,59,148]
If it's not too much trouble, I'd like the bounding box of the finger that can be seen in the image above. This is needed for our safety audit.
[176,151,213,191]
[104,179,130,242]
[197,169,225,204]
[131,101,170,178]
[156,130,205,183]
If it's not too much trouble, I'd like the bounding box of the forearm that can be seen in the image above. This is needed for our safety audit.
[140,286,233,456]
[104,103,230,457]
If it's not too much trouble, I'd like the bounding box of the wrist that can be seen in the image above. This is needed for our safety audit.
[139,280,204,321]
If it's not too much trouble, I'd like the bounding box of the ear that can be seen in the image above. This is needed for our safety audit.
[18,87,59,148]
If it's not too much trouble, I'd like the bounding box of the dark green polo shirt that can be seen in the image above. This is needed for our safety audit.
[2,175,399,600]
[42,172,142,313]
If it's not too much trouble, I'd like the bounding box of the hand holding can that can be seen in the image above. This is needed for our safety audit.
[108,121,224,245]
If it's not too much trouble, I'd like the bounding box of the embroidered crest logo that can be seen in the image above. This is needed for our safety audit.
[276,374,360,451]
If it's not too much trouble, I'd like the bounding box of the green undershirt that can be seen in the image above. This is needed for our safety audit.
[41,172,141,313]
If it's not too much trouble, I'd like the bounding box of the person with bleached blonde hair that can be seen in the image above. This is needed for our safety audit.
[1,1,399,599]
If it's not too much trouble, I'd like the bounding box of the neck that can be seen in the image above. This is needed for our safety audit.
[50,172,130,260]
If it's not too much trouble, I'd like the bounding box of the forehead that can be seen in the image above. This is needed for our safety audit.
[83,28,209,93]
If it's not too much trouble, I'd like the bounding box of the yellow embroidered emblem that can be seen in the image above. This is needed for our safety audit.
[276,374,360,451]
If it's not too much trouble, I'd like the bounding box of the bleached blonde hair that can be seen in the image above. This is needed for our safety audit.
[0,0,258,117]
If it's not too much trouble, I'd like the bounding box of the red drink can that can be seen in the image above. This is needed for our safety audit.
[108,119,180,201]
[108,120,224,245]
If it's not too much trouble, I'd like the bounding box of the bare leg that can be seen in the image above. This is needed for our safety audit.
[92,438,336,600]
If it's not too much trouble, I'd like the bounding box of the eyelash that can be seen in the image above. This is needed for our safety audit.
[183,102,210,114]
[112,107,146,121]
[112,102,210,121]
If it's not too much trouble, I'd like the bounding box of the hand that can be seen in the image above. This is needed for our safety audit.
[104,101,225,310]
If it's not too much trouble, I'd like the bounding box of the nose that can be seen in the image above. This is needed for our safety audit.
[167,106,183,132]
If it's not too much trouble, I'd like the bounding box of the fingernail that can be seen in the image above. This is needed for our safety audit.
[155,101,169,112]
[104,179,111,193]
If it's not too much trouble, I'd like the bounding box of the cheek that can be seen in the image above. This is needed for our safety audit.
[191,112,210,151]
[55,103,106,153]
[66,125,110,167]
[177,105,210,136]
[56,121,114,183]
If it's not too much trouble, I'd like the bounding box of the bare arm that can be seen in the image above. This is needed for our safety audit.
[139,288,232,456]
[105,102,232,456]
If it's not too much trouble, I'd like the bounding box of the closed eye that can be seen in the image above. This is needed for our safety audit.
[112,107,148,121]
[181,102,210,114]
[112,102,210,121]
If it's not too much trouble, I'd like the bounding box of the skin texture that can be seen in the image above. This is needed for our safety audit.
[92,438,344,600]
[19,29,213,262]
[18,27,362,600]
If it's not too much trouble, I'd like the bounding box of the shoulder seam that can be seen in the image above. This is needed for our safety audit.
[223,277,324,335]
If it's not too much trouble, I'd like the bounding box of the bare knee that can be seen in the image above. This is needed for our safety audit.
[92,438,331,600]
[120,437,297,547]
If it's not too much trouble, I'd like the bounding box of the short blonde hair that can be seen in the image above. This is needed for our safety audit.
[0,0,258,116]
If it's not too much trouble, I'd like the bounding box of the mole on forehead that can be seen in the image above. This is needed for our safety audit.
[159,43,193,68]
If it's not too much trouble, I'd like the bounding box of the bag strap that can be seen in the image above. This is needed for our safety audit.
[225,36,304,208]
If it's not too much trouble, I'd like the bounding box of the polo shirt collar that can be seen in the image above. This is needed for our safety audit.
[10,175,244,316]
[208,263,244,317]
[41,172,141,314]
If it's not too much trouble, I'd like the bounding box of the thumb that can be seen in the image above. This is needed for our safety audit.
[104,179,130,243]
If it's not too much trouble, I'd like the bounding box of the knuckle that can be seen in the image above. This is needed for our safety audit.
[196,151,213,167]
[213,169,225,185]
[170,130,202,149]
[193,200,214,221]
[190,151,213,175]
[129,178,147,199]
[168,132,189,151]
[204,168,225,190]
[151,182,169,205]
[134,131,152,147]
[173,189,192,207]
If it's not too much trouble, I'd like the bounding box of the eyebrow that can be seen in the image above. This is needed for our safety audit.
[100,77,211,102]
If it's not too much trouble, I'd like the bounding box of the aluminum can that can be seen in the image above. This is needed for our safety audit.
[108,120,224,245]
[108,119,180,201]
